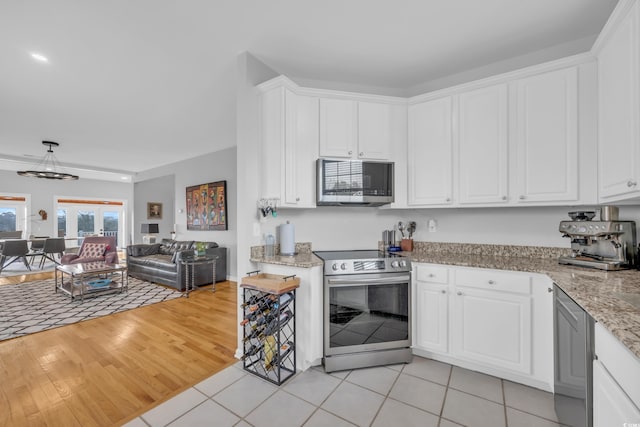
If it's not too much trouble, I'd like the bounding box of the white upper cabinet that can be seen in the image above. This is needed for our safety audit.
[457,84,509,204]
[319,98,392,160]
[357,101,391,160]
[259,83,318,208]
[513,67,578,203]
[597,1,640,201]
[407,97,454,206]
[319,98,358,158]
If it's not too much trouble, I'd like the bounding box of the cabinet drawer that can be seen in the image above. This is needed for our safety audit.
[595,322,640,407]
[416,265,449,284]
[454,268,531,294]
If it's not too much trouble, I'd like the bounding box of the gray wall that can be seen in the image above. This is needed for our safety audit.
[0,169,133,243]
[135,147,237,280]
[133,174,175,244]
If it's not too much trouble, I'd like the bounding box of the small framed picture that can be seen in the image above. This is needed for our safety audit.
[147,202,163,219]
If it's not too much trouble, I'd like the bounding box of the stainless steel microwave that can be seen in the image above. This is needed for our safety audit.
[316,158,394,206]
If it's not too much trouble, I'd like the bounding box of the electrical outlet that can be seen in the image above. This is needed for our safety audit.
[428,219,437,232]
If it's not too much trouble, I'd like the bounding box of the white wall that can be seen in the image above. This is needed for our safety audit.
[0,169,133,241]
[133,174,175,244]
[135,147,238,280]
[261,205,640,251]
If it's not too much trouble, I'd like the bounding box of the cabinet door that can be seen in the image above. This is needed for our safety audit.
[319,98,357,158]
[407,97,454,205]
[451,287,532,374]
[283,95,319,207]
[514,67,578,203]
[593,360,640,427]
[415,282,449,353]
[260,87,285,200]
[598,2,640,200]
[358,101,391,160]
[458,84,509,204]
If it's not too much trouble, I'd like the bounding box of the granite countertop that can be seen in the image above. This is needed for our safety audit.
[408,251,640,360]
[251,241,640,360]
[250,252,324,268]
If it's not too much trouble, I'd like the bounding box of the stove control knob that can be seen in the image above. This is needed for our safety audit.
[340,263,347,270]
[332,263,339,271]
[579,226,587,233]
[400,260,407,267]
[391,260,400,268]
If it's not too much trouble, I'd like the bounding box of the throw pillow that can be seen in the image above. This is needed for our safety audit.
[79,242,107,259]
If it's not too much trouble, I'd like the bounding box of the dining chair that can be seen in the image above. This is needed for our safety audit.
[28,235,49,266]
[0,240,31,273]
[33,238,66,269]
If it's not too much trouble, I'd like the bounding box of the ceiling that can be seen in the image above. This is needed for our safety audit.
[0,0,619,179]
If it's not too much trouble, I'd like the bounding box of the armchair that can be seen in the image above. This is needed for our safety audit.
[60,236,119,265]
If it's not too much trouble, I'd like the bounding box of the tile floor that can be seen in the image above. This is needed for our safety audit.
[124,356,564,427]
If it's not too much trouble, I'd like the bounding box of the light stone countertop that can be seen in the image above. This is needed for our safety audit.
[251,242,640,360]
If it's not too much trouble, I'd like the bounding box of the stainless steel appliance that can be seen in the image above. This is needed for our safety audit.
[314,250,412,372]
[558,211,637,270]
[554,284,594,427]
[316,159,394,206]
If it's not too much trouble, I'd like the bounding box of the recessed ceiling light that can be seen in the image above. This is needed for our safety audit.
[30,52,49,63]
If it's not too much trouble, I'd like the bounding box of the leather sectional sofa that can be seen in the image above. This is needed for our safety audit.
[126,239,227,291]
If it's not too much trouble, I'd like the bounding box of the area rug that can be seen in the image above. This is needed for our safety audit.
[0,258,58,277]
[0,277,182,341]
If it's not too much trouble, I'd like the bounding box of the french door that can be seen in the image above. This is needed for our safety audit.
[55,198,126,248]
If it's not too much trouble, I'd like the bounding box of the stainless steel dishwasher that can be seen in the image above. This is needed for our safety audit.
[554,284,594,427]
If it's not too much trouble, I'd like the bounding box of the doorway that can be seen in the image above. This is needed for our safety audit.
[55,198,126,248]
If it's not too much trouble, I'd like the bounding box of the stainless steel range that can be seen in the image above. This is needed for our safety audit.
[314,250,412,372]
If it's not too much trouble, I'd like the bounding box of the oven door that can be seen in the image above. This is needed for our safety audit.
[324,273,411,356]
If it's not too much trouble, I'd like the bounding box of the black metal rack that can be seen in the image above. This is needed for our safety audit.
[240,273,297,385]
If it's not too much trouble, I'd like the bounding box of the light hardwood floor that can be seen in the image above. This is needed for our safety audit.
[0,273,238,426]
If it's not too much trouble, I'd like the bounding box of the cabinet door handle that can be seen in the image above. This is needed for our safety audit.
[295,197,300,202]
[441,290,446,294]
[428,273,435,278]
[445,197,451,202]
[359,152,364,157]
[547,287,553,293]
[519,195,526,200]
[456,291,463,296]
[488,280,495,285]
[348,150,353,155]
[501,196,507,201]
[627,180,637,187]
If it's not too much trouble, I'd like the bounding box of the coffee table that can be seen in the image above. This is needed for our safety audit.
[55,262,128,302]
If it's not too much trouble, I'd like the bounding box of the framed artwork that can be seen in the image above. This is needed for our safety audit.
[147,202,163,219]
[186,180,227,231]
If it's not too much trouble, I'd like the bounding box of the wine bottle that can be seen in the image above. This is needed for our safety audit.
[265,341,294,370]
[243,324,267,342]
[241,343,262,360]
[241,293,266,308]
[258,310,293,339]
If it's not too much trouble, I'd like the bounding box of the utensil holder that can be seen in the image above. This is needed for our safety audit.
[400,239,413,252]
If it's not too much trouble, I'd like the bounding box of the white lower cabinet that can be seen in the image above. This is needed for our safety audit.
[451,286,531,375]
[413,263,553,390]
[593,322,640,426]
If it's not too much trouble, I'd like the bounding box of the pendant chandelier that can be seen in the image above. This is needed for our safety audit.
[17,141,79,180]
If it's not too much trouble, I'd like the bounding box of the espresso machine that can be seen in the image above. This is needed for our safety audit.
[558,209,637,270]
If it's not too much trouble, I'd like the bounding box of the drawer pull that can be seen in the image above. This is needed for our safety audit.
[441,290,446,294]
[488,280,495,285]
[428,273,435,278]
[457,291,463,296]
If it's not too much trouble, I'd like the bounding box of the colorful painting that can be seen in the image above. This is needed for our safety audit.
[186,180,227,231]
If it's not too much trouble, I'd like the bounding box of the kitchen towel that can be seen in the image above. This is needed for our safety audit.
[280,222,295,255]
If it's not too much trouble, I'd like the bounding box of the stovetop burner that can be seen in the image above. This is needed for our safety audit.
[313,250,404,261]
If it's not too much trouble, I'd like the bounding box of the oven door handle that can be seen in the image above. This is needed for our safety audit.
[327,275,411,286]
